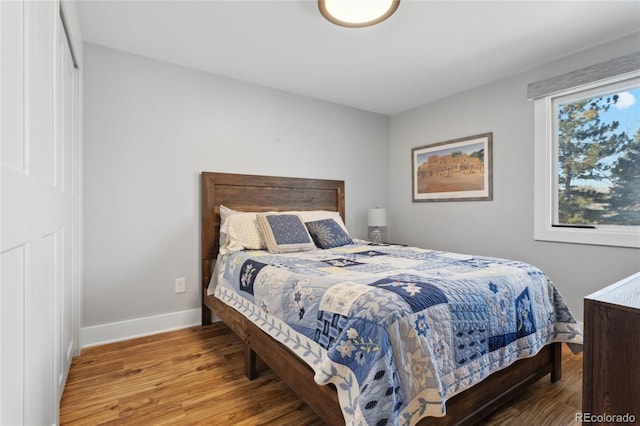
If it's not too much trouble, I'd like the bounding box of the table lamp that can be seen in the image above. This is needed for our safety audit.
[368,208,387,244]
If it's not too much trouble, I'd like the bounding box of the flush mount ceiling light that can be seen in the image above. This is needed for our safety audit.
[318,0,400,28]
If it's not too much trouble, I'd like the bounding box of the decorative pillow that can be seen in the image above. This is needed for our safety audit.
[256,213,316,254]
[297,210,348,233]
[306,218,354,249]
[219,212,266,254]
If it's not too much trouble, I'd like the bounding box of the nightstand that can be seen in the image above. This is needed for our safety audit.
[583,272,640,423]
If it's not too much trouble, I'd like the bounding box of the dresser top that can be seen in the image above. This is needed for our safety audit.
[586,272,640,309]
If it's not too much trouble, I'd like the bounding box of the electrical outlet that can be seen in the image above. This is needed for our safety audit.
[175,277,186,294]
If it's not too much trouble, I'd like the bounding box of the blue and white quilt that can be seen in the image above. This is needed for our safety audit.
[211,243,582,426]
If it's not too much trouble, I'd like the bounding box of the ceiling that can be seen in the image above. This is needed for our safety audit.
[75,1,640,116]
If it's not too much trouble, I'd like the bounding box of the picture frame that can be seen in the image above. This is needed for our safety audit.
[411,133,493,202]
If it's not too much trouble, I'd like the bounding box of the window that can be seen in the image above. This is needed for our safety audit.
[533,72,640,248]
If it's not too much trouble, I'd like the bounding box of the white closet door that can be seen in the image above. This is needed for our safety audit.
[1,1,80,424]
[1,2,29,423]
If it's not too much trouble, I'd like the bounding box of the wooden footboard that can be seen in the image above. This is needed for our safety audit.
[423,343,560,425]
[206,296,345,425]
[204,294,561,426]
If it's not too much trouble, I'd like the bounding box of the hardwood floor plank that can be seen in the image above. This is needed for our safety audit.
[59,399,120,425]
[60,323,583,425]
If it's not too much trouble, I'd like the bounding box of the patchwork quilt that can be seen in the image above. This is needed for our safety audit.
[211,243,582,426]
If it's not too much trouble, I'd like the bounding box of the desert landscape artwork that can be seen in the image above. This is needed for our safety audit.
[412,133,493,202]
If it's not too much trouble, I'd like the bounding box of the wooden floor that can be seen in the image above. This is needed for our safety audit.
[60,323,583,425]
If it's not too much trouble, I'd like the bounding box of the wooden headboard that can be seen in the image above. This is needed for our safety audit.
[200,172,345,323]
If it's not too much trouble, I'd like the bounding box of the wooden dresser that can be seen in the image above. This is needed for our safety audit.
[583,272,640,424]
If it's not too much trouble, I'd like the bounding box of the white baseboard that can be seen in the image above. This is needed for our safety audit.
[81,308,204,348]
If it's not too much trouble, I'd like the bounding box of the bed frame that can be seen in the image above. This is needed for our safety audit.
[201,171,561,425]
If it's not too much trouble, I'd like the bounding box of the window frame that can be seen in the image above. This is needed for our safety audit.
[533,71,640,249]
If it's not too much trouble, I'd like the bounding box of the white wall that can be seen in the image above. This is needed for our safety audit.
[83,32,639,343]
[389,33,640,321]
[82,43,389,343]
[1,0,83,423]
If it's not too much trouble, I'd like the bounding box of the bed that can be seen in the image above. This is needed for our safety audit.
[200,171,582,425]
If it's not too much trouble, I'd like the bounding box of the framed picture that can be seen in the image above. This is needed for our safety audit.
[412,133,493,202]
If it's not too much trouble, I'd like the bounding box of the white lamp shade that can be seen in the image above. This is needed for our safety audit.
[368,208,387,227]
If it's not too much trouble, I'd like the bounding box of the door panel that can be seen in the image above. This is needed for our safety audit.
[1,1,80,424]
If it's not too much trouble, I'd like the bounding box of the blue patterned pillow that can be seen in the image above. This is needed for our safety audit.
[306,218,353,249]
[256,213,316,253]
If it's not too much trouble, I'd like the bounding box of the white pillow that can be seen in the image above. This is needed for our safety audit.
[218,205,237,249]
[219,204,236,225]
[219,211,266,254]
